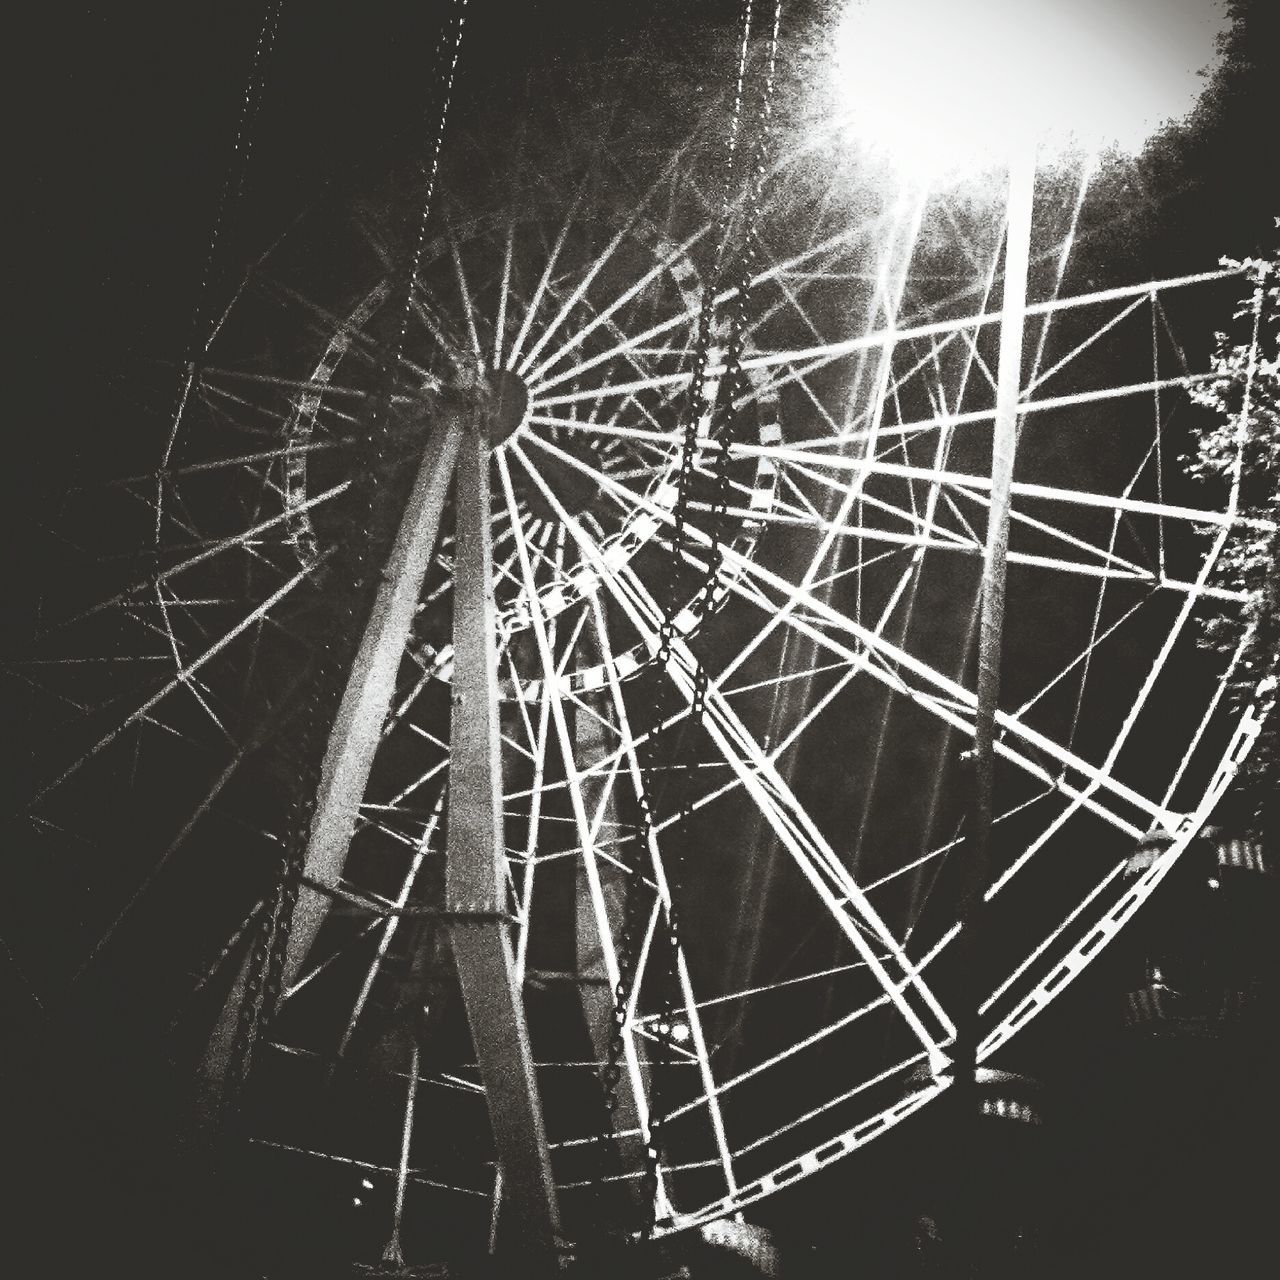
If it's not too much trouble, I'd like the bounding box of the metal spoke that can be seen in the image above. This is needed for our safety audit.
[496,450,660,1199]
[509,440,954,1066]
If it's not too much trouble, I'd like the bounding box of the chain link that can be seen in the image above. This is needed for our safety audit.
[595,0,782,1245]
[667,0,755,584]
[219,0,468,1131]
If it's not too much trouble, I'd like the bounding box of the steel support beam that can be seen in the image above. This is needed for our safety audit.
[447,421,561,1260]
[954,146,1036,1083]
[201,406,464,1113]
[202,387,561,1258]
[288,410,465,984]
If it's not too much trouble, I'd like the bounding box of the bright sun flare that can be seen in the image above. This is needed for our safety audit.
[832,0,1228,179]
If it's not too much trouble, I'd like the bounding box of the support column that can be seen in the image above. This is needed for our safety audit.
[954,144,1037,1081]
[447,418,562,1260]
[288,409,465,984]
[201,407,464,1114]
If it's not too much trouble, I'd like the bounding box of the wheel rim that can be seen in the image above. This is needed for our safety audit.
[18,100,1271,1252]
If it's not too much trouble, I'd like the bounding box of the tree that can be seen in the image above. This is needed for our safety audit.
[1183,235,1279,842]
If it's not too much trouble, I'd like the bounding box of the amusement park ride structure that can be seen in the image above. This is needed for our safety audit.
[12,1,1277,1274]
[191,137,1271,1266]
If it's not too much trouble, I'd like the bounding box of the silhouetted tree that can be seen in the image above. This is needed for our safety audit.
[1183,235,1279,841]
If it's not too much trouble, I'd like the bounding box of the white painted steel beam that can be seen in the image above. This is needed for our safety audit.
[285,410,465,984]
[447,423,561,1259]
[201,409,462,1115]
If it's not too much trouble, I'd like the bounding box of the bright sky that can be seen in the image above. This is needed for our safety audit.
[831,0,1229,179]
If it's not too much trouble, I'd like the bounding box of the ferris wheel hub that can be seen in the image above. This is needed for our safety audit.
[487,367,531,446]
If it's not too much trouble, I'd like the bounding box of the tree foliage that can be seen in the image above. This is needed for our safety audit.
[1183,235,1279,838]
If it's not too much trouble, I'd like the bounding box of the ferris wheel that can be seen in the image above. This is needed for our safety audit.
[15,15,1273,1273]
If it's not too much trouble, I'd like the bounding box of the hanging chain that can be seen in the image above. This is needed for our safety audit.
[220,0,468,1128]
[188,0,288,1127]
[596,0,783,1245]
[690,0,781,612]
[159,0,283,492]
[190,0,285,360]
[221,725,319,1119]
[597,0,754,1226]
[668,0,755,575]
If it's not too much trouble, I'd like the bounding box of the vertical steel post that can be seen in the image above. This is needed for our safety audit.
[948,142,1036,1271]
[447,416,562,1260]
[955,146,1036,1079]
